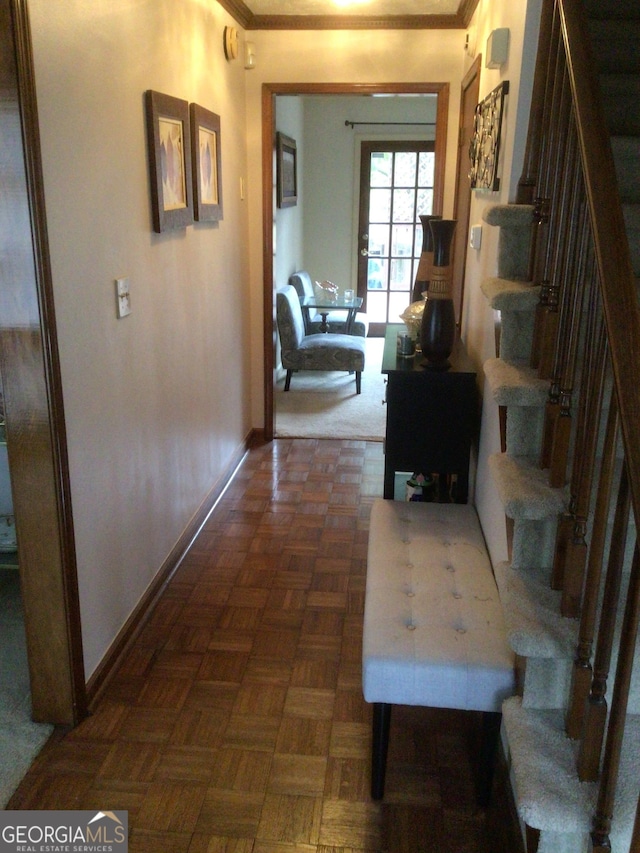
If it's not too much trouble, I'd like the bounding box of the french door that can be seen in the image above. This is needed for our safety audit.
[357,141,435,337]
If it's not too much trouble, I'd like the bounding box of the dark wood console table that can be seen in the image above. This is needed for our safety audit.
[381,325,479,502]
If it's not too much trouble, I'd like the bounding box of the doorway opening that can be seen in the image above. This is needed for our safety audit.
[262,83,449,441]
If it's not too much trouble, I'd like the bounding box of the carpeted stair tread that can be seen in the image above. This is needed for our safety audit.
[489,453,569,520]
[482,204,533,228]
[494,562,577,659]
[502,695,640,850]
[480,278,540,312]
[484,358,549,407]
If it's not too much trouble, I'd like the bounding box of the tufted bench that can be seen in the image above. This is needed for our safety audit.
[363,498,515,802]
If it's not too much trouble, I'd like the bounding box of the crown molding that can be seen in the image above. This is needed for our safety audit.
[216,0,481,31]
[217,0,253,29]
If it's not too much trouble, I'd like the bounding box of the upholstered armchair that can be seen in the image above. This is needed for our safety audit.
[288,271,369,337]
[276,285,366,393]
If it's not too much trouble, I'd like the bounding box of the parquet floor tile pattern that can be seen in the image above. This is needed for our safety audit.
[9,439,492,853]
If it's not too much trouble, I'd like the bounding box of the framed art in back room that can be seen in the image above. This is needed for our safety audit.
[190,103,223,222]
[277,132,297,209]
[145,90,194,232]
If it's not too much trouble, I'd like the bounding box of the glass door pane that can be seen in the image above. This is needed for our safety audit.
[358,142,435,334]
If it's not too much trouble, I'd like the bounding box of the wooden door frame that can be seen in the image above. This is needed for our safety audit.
[452,53,482,329]
[3,0,87,725]
[262,82,449,441]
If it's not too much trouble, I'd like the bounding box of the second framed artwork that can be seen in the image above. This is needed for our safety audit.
[276,132,297,209]
[190,103,223,222]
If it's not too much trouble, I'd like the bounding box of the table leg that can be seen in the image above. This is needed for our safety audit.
[383,461,395,499]
[319,311,329,333]
[345,306,356,334]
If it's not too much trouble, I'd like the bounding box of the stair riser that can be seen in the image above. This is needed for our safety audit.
[500,311,536,364]
[506,408,545,457]
[512,517,557,570]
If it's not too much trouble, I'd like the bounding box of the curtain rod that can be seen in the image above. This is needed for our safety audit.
[344,120,436,128]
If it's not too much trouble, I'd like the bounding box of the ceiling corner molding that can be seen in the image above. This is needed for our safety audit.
[216,0,253,29]
[458,0,481,28]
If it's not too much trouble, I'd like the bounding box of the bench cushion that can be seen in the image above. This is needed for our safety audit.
[363,499,515,712]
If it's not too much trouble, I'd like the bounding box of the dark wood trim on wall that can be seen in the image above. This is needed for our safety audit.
[2,0,87,724]
[262,85,275,444]
[262,82,450,442]
[217,0,481,30]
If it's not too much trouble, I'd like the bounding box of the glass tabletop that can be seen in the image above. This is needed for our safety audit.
[302,294,363,310]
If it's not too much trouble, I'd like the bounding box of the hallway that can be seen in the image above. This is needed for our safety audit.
[8,439,493,852]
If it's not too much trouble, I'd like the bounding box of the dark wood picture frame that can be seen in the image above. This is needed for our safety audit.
[277,132,297,208]
[468,80,509,192]
[145,90,193,232]
[190,103,223,222]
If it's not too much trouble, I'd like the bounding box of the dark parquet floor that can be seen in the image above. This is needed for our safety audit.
[9,439,495,852]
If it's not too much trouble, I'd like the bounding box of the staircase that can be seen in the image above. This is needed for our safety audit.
[477,2,640,850]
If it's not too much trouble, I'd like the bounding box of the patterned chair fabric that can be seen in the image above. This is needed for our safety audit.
[288,271,369,337]
[276,285,366,393]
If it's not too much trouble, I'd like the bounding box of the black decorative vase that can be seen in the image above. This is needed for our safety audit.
[420,219,457,369]
[411,214,442,303]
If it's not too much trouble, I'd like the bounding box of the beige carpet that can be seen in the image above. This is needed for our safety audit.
[275,337,386,441]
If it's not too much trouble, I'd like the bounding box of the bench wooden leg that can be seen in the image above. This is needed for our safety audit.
[356,371,362,394]
[371,702,391,799]
[477,711,502,808]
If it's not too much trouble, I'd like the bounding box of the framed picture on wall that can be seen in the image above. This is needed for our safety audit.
[469,81,509,192]
[190,103,223,222]
[276,132,297,208]
[145,90,194,232]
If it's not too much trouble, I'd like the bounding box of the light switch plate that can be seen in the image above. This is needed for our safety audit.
[116,277,131,318]
[469,224,483,250]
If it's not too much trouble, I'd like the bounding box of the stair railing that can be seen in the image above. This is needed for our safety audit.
[516,0,640,848]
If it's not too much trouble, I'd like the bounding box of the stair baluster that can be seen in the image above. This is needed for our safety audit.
[535,64,573,381]
[566,388,618,739]
[577,463,631,781]
[591,543,640,852]
[548,184,591,491]
[530,15,568,371]
[516,0,554,207]
[558,272,606,615]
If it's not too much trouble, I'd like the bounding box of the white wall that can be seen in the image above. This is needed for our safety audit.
[301,94,438,290]
[459,0,543,567]
[274,96,305,288]
[29,0,251,677]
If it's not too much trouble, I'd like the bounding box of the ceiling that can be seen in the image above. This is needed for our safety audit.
[217,0,480,30]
